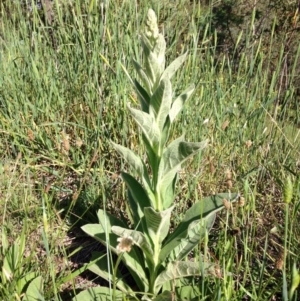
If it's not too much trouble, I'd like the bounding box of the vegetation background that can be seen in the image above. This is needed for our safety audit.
[0,0,299,300]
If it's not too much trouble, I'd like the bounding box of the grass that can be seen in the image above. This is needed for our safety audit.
[0,0,299,300]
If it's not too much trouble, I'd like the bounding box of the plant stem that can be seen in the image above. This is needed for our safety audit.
[282,202,289,301]
[113,253,123,300]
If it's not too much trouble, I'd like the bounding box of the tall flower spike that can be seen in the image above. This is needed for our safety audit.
[142,9,166,89]
[145,9,159,40]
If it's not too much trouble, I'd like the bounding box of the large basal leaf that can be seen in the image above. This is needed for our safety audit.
[82,224,148,292]
[128,106,160,153]
[88,252,132,293]
[23,276,44,301]
[144,206,174,246]
[160,51,188,81]
[169,84,195,123]
[111,226,153,260]
[81,226,119,253]
[149,78,172,131]
[154,260,216,293]
[173,214,216,261]
[175,285,201,301]
[83,209,126,234]
[160,193,239,261]
[72,287,124,301]
[121,172,152,224]
[17,272,36,296]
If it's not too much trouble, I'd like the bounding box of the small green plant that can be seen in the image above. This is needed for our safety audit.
[0,225,44,301]
[74,8,239,301]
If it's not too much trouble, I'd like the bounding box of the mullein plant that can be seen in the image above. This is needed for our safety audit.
[74,9,239,301]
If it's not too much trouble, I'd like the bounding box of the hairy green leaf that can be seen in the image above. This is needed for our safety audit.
[133,59,152,94]
[169,84,195,122]
[128,106,160,153]
[157,137,208,209]
[82,225,118,253]
[152,34,166,66]
[144,206,174,245]
[120,62,150,112]
[184,193,240,220]
[94,209,126,233]
[160,51,188,81]
[121,172,152,224]
[111,143,151,192]
[142,133,158,174]
[23,276,44,301]
[161,116,171,147]
[173,214,216,260]
[158,137,208,185]
[158,173,177,212]
[160,193,239,261]
[150,78,172,131]
[140,38,156,86]
[134,79,150,112]
[17,273,37,297]
[111,143,144,176]
[154,261,216,293]
[142,34,166,87]
[175,285,201,300]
